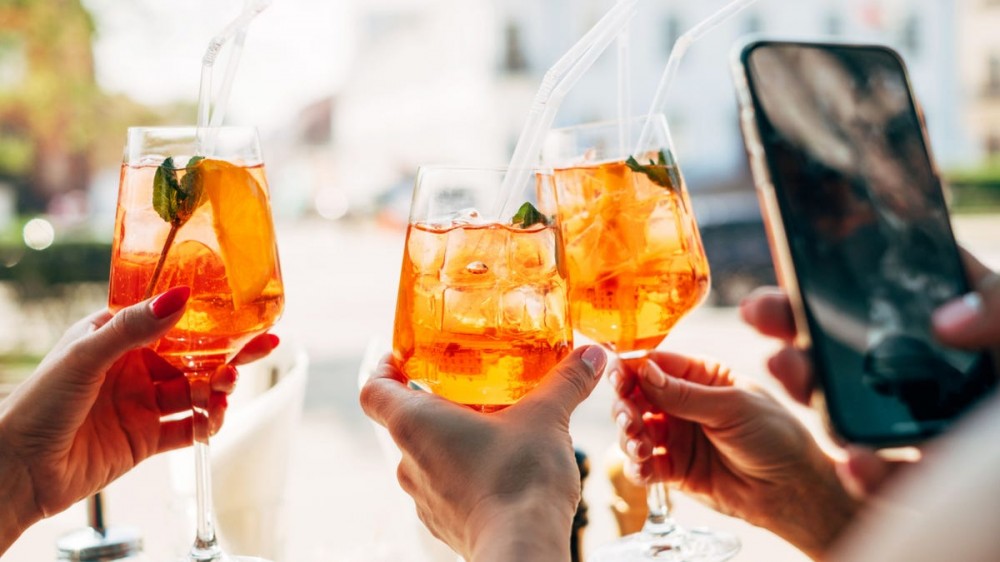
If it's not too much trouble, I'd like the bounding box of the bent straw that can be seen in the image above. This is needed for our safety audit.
[197,0,272,138]
[634,0,759,155]
[496,0,638,216]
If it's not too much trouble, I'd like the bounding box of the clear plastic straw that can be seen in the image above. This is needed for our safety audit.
[634,0,759,154]
[497,0,638,216]
[617,0,632,157]
[196,0,272,149]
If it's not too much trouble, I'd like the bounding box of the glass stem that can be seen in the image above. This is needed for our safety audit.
[189,372,222,561]
[643,481,677,536]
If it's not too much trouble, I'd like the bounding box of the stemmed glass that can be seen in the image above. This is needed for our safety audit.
[391,167,573,412]
[108,126,284,562]
[545,115,740,561]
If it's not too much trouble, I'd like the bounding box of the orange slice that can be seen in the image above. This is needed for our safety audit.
[198,159,277,308]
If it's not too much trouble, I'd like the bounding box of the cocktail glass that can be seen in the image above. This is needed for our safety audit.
[392,167,573,411]
[546,115,739,561]
[108,126,284,562]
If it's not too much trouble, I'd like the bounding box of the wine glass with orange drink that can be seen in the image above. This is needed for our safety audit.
[545,114,740,561]
[391,167,573,412]
[108,126,283,562]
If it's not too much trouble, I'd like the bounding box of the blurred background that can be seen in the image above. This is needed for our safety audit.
[2,0,1000,560]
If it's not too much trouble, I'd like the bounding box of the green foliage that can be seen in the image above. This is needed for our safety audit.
[0,240,112,297]
[0,133,31,175]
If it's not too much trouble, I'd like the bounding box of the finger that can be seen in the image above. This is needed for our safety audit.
[637,359,742,426]
[139,348,185,382]
[626,456,671,486]
[960,247,994,286]
[766,346,815,405]
[211,365,239,394]
[359,355,422,429]
[231,333,280,366]
[157,418,194,454]
[739,286,797,342]
[619,430,653,462]
[612,399,645,438]
[515,345,607,422]
[646,352,736,388]
[609,360,637,399]
[69,287,190,377]
[932,272,1000,349]
[209,392,228,436]
[155,376,192,416]
[837,446,906,500]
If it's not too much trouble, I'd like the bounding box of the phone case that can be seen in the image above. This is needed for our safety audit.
[729,39,956,447]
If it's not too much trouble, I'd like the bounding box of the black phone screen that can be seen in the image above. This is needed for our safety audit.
[744,43,995,443]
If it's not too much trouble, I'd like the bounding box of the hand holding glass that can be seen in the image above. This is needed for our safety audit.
[547,115,738,561]
[108,126,284,562]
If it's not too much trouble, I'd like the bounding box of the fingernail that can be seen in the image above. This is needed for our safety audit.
[616,411,630,430]
[267,334,281,348]
[641,359,667,388]
[150,286,191,319]
[581,346,607,378]
[608,368,621,391]
[626,439,640,457]
[933,292,983,332]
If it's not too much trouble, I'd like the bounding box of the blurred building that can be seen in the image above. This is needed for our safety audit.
[322,0,972,215]
[958,0,1000,159]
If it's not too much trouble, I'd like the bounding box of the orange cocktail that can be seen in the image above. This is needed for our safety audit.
[109,128,284,374]
[553,156,708,355]
[392,168,572,411]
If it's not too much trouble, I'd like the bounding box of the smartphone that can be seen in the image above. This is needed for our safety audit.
[732,40,996,446]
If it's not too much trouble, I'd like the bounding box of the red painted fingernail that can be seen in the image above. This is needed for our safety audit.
[150,286,191,319]
[267,334,280,348]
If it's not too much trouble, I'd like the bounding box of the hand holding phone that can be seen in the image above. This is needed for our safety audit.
[732,41,996,446]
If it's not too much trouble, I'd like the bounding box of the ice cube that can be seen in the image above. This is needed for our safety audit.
[500,286,547,334]
[412,274,445,331]
[441,225,508,286]
[450,207,484,225]
[442,287,499,335]
[544,286,571,333]
[563,220,605,286]
[642,200,686,260]
[407,226,447,274]
[509,228,557,282]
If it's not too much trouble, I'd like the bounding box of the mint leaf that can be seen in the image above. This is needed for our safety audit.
[153,156,205,227]
[511,201,550,228]
[625,149,674,189]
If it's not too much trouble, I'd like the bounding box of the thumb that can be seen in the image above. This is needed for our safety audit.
[637,358,741,427]
[515,345,607,422]
[933,272,1000,349]
[72,286,190,375]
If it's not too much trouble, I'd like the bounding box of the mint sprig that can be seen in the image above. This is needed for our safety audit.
[511,201,550,228]
[153,156,205,227]
[625,149,674,189]
[144,155,206,298]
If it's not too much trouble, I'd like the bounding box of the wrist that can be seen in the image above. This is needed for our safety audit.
[467,493,575,562]
[757,449,861,560]
[0,424,42,553]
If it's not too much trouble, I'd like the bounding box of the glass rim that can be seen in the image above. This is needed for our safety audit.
[549,113,668,135]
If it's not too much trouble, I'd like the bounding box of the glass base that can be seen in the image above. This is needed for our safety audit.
[181,554,271,562]
[588,526,740,562]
